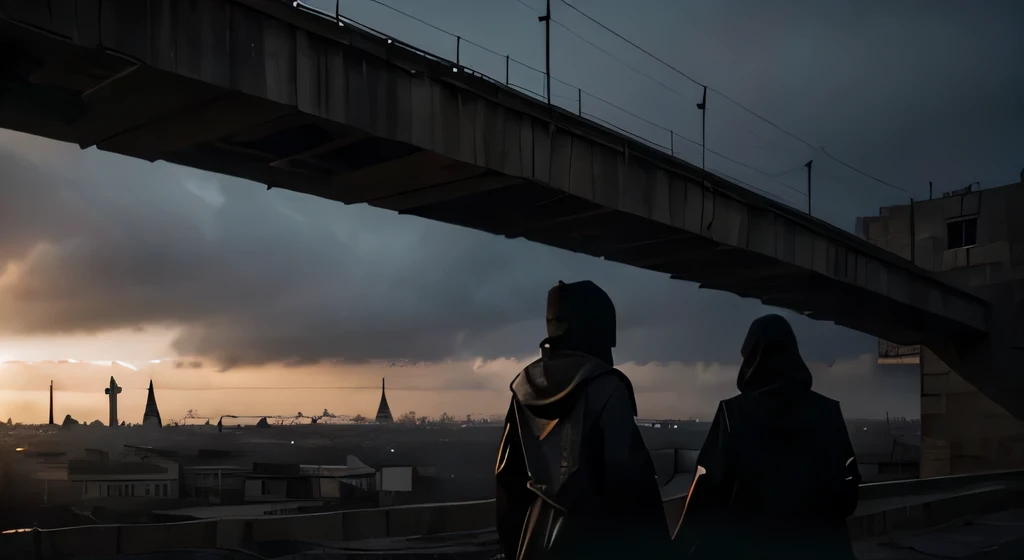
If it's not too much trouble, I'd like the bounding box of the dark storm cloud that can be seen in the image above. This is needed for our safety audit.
[2,0,1021,369]
[0,135,870,367]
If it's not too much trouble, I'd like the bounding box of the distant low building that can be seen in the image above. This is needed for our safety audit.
[68,448,179,500]
[243,462,376,504]
[182,465,249,504]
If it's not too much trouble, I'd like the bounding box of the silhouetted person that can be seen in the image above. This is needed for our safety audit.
[674,314,860,560]
[495,280,669,560]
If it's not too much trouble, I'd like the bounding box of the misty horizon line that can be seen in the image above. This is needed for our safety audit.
[1,415,921,426]
[5,385,504,393]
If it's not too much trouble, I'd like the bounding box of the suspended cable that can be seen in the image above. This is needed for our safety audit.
[555,0,913,196]
[550,19,693,103]
[705,147,808,198]
[513,0,540,14]
[556,0,702,86]
[354,0,850,202]
[822,148,911,194]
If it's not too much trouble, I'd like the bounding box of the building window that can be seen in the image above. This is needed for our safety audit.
[947,217,978,249]
[145,484,151,496]
[163,484,169,497]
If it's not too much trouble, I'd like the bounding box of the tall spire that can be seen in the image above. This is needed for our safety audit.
[143,380,162,427]
[48,380,54,425]
[104,376,122,427]
[375,377,393,423]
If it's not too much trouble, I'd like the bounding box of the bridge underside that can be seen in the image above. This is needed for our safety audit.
[0,0,988,349]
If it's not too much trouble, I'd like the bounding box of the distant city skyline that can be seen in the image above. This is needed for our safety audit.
[0,352,917,424]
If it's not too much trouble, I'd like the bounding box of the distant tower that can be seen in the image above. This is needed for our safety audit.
[375,378,393,423]
[104,376,122,428]
[142,380,162,427]
[48,380,54,425]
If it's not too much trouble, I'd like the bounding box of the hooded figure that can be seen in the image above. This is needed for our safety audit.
[674,314,861,560]
[495,281,669,560]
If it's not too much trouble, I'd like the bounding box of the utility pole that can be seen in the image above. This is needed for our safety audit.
[696,87,707,177]
[929,181,933,200]
[910,197,916,265]
[539,0,551,106]
[805,160,814,215]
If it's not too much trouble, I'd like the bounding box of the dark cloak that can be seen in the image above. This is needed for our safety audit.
[495,281,668,559]
[674,314,861,560]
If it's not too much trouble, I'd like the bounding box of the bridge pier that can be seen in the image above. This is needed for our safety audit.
[861,188,1024,475]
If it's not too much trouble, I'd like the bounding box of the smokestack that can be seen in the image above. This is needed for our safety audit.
[48,381,54,425]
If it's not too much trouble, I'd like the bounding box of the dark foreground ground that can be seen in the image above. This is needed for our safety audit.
[60,508,1024,560]
[854,508,1024,560]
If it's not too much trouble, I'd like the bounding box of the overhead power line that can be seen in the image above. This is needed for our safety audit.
[513,0,540,14]
[352,0,904,203]
[555,0,912,195]
[550,19,692,103]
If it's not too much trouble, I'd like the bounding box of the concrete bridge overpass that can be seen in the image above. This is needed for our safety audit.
[0,1,1011,413]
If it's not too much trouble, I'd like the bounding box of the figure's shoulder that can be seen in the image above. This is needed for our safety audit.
[581,366,631,394]
[584,367,637,414]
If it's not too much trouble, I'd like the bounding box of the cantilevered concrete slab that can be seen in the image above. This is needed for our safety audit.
[0,0,989,350]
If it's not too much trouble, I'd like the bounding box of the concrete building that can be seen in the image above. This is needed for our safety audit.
[181,465,249,504]
[68,448,179,500]
[243,462,376,503]
[858,181,1024,477]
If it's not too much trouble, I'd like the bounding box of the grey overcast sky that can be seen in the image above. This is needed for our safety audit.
[1,0,1022,416]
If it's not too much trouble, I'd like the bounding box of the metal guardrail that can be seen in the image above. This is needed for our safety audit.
[857,468,1024,501]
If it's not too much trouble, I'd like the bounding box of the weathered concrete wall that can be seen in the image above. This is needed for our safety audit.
[863,184,1024,476]
[921,347,1024,476]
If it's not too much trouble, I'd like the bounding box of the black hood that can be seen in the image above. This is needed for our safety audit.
[511,351,634,420]
[736,314,813,395]
[541,280,616,365]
